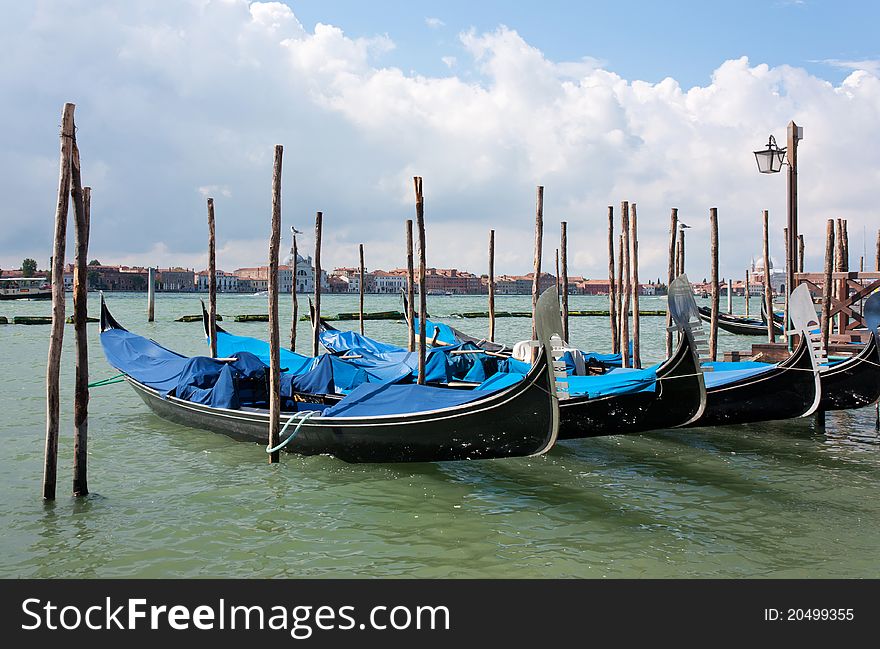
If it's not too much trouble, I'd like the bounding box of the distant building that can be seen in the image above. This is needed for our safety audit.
[157,267,195,292]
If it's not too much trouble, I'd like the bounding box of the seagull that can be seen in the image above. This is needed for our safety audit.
[291,226,303,235]
[678,222,691,229]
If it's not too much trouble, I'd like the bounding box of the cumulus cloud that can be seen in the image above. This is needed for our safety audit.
[1,0,878,284]
[425,17,445,29]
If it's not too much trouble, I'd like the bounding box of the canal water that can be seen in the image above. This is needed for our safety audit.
[1,292,878,578]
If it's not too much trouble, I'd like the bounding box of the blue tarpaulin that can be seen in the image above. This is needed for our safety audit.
[215,331,313,376]
[564,365,658,398]
[703,364,777,389]
[101,329,191,395]
[319,327,404,355]
[322,381,497,418]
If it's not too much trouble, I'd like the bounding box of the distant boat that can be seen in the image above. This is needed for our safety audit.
[251,290,269,297]
[0,277,51,300]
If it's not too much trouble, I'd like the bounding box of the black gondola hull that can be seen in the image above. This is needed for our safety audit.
[690,338,819,427]
[698,306,783,336]
[818,332,880,411]
[557,331,705,438]
[124,350,558,464]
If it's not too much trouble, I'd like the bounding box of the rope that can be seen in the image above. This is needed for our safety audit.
[266,410,318,454]
[88,373,125,388]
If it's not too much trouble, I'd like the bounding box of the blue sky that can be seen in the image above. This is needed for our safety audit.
[1,0,878,279]
[290,0,880,86]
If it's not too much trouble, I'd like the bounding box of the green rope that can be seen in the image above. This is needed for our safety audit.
[88,373,125,388]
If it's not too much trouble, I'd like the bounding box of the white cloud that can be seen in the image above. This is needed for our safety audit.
[425,17,445,29]
[816,58,880,75]
[441,56,457,68]
[1,1,879,285]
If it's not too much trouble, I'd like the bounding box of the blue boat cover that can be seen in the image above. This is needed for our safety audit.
[322,381,497,418]
[703,364,777,389]
[564,365,658,398]
[101,329,190,394]
[476,371,525,391]
[216,331,313,375]
[319,327,404,355]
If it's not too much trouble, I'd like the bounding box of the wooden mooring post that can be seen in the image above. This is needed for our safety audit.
[762,210,775,343]
[875,228,879,271]
[267,144,283,464]
[414,178,427,384]
[620,201,630,367]
[312,211,323,357]
[406,219,415,352]
[290,228,298,351]
[709,207,719,361]
[798,234,805,273]
[488,229,496,342]
[560,221,569,343]
[820,219,834,360]
[358,243,365,336]
[665,208,678,358]
[43,102,75,501]
[629,204,640,368]
[71,145,89,498]
[745,269,750,317]
[207,197,217,358]
[607,206,619,354]
[147,267,155,322]
[783,226,791,348]
[531,186,544,358]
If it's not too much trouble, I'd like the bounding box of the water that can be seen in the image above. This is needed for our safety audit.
[1,292,878,578]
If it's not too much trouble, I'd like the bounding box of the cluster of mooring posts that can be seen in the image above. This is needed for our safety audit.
[40,101,880,479]
[42,103,91,500]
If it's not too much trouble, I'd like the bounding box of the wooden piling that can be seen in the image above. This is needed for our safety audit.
[531,186,544,356]
[43,102,74,501]
[620,201,630,368]
[834,219,844,335]
[147,267,155,322]
[607,206,619,354]
[488,229,495,342]
[406,219,415,352]
[875,228,879,271]
[727,279,733,314]
[745,269,750,317]
[797,234,805,274]
[358,243,365,336]
[268,144,283,464]
[665,208,678,358]
[629,204,640,368]
[560,221,569,343]
[312,211,323,357]
[616,233,625,357]
[679,227,686,276]
[709,207,719,361]
[762,210,775,343]
[71,146,89,498]
[821,219,834,358]
[207,197,217,358]
[414,178,427,384]
[290,230,298,351]
[783,226,790,338]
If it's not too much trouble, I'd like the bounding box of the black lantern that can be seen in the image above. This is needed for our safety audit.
[754,135,786,174]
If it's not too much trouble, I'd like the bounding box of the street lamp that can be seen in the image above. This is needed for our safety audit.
[753,135,786,174]
[755,121,803,348]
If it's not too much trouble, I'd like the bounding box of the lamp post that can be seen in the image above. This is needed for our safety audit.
[754,121,803,347]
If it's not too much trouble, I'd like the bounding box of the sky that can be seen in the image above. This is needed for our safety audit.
[1,0,879,282]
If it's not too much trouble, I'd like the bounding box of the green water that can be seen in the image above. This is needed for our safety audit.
[1,292,878,578]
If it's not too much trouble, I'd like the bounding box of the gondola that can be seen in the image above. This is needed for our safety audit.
[698,306,783,336]
[207,281,708,438]
[554,276,706,438]
[818,327,880,411]
[318,277,706,437]
[689,284,822,427]
[102,296,560,463]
